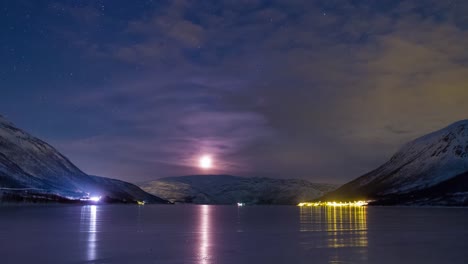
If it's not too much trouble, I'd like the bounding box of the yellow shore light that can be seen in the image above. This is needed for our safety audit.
[297,201,368,207]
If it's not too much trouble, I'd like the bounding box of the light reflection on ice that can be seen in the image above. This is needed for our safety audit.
[198,205,211,264]
[80,205,99,261]
[300,206,368,262]
[325,206,368,248]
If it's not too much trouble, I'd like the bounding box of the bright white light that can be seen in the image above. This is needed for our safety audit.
[89,196,102,202]
[199,155,213,169]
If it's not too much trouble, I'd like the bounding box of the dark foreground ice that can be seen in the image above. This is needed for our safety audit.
[0,205,467,264]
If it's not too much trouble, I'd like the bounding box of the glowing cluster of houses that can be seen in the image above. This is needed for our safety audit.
[297,201,368,207]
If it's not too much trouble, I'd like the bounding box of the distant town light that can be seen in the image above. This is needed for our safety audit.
[81,196,102,203]
[89,196,102,202]
[298,201,368,207]
[237,202,245,207]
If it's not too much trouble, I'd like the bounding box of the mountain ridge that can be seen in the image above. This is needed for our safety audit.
[140,175,338,205]
[323,120,468,205]
[0,115,167,203]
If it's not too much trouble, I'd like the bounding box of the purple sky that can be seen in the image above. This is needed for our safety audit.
[1,0,468,183]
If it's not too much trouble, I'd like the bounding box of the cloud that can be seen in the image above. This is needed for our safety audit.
[340,12,468,144]
[45,0,468,183]
[53,68,273,181]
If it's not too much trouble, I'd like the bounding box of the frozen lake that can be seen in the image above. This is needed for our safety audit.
[0,205,467,264]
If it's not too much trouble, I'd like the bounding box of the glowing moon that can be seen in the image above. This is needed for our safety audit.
[199,155,213,169]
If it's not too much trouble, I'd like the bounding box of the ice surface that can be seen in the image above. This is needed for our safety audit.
[0,205,466,264]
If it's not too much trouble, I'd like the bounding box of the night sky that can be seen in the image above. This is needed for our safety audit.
[1,0,468,184]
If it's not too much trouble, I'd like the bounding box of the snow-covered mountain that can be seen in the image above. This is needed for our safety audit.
[0,115,167,203]
[139,175,337,205]
[324,120,468,205]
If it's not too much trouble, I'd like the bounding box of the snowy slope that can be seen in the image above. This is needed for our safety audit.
[140,175,338,204]
[324,120,468,204]
[0,115,95,194]
[373,171,468,206]
[0,115,167,203]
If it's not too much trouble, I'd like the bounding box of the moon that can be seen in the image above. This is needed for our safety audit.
[199,155,213,169]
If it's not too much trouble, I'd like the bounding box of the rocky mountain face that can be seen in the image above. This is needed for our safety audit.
[140,175,338,205]
[323,120,468,205]
[0,115,167,203]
